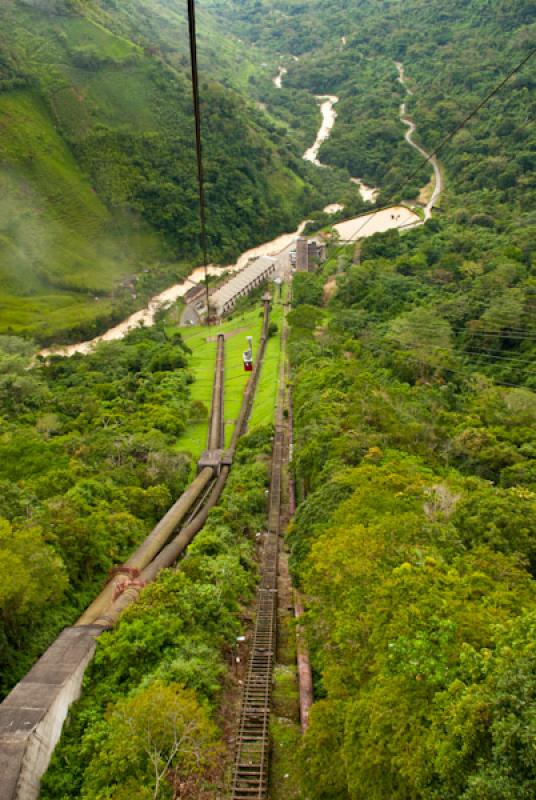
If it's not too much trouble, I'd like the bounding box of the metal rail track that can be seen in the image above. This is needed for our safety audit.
[231,305,287,800]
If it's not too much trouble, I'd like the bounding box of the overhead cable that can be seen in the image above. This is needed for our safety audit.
[187,0,211,324]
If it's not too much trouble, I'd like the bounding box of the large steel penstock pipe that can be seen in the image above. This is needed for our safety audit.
[77,467,213,625]
[93,466,230,626]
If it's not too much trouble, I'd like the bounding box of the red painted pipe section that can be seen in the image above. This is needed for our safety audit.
[294,592,313,731]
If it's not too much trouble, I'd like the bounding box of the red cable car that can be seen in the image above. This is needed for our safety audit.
[243,336,253,372]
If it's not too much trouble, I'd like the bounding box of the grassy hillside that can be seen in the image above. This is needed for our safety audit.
[172,297,284,456]
[0,0,320,342]
[0,88,173,340]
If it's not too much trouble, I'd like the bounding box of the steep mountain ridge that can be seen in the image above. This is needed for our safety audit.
[0,0,316,342]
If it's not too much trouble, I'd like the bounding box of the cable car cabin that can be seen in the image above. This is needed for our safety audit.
[243,335,253,372]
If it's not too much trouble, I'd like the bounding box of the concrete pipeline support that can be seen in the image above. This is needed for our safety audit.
[0,626,104,800]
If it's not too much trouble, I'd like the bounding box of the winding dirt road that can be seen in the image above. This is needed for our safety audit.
[396,61,442,218]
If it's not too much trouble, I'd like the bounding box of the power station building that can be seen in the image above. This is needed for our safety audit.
[210,255,277,318]
[295,236,327,272]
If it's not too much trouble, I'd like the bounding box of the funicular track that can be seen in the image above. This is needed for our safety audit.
[231,307,288,800]
[0,296,273,800]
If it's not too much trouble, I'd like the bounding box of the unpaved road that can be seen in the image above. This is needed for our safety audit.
[396,61,442,218]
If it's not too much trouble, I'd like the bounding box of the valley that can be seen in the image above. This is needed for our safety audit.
[40,54,441,358]
[0,1,534,799]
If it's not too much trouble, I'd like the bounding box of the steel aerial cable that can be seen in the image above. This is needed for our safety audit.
[398,344,536,369]
[187,0,211,326]
[381,325,536,341]
[334,45,536,249]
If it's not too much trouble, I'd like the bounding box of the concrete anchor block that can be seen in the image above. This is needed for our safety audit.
[197,448,224,474]
[0,625,104,800]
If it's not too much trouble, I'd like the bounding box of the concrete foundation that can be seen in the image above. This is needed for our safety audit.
[0,625,104,800]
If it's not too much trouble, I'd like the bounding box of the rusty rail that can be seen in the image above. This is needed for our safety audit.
[231,302,285,800]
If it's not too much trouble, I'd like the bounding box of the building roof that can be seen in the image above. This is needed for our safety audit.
[211,256,276,310]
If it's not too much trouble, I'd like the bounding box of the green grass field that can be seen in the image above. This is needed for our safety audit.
[171,297,284,460]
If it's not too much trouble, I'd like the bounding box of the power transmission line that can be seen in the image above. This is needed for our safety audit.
[441,366,535,390]
[385,325,536,341]
[434,349,536,370]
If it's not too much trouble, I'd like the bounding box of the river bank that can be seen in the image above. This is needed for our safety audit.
[41,63,440,358]
[40,223,308,358]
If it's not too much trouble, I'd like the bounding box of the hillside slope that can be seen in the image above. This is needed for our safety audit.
[0,0,317,342]
[204,2,536,798]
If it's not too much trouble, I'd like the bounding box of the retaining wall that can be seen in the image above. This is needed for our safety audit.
[0,625,104,800]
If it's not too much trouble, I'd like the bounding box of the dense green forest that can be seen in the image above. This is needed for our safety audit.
[0,326,198,694]
[287,228,536,797]
[207,0,535,209]
[197,0,536,795]
[39,425,273,799]
[0,0,535,797]
[281,0,536,780]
